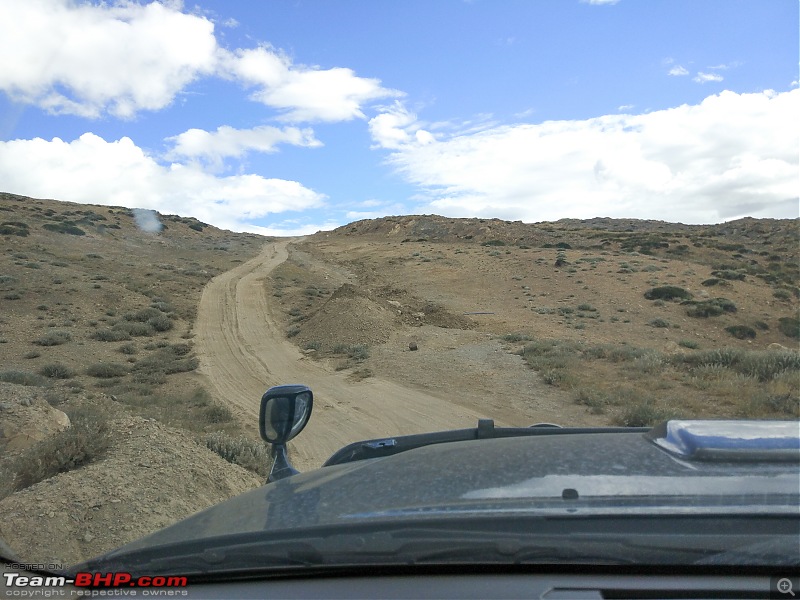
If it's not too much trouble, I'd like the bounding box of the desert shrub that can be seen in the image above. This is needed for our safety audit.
[33,330,71,346]
[0,370,47,386]
[649,318,670,328]
[203,404,233,423]
[132,344,197,376]
[23,351,41,359]
[205,432,271,476]
[701,278,721,287]
[0,221,29,236]
[725,325,756,340]
[42,222,85,236]
[286,325,301,338]
[737,350,800,382]
[118,342,137,355]
[481,240,506,246]
[773,289,792,301]
[39,363,75,379]
[86,362,129,378]
[3,292,21,300]
[91,328,131,342]
[503,332,532,342]
[678,339,699,349]
[189,222,204,232]
[113,321,154,337]
[151,301,174,313]
[347,344,370,361]
[644,286,692,301]
[778,317,799,339]
[711,269,746,281]
[685,298,737,318]
[126,307,162,322]
[147,314,173,332]
[9,406,111,492]
[616,400,672,427]
[303,340,321,351]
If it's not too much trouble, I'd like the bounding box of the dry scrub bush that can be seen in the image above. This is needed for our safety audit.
[205,431,271,476]
[6,406,112,495]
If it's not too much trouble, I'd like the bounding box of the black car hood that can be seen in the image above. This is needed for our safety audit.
[94,428,799,558]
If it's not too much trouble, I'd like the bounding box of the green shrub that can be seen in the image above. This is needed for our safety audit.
[649,318,670,328]
[39,363,76,379]
[644,286,692,301]
[0,370,48,386]
[113,321,154,337]
[778,317,799,339]
[33,330,71,346]
[725,325,756,340]
[91,328,131,342]
[203,404,233,423]
[773,289,792,301]
[147,314,173,332]
[678,339,699,349]
[711,269,746,281]
[685,298,737,318]
[286,325,301,338]
[205,432,271,476]
[616,400,672,427]
[3,292,21,300]
[42,222,85,236]
[701,278,721,287]
[86,362,129,378]
[118,342,137,355]
[9,406,111,492]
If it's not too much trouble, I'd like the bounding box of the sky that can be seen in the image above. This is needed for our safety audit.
[0,0,797,236]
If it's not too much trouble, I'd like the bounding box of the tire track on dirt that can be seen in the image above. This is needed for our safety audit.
[193,240,495,471]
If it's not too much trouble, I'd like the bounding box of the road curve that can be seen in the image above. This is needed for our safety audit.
[193,240,494,471]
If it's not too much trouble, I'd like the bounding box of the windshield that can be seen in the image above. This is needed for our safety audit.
[0,0,798,581]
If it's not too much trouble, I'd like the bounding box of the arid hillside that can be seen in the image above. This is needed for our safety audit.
[0,193,797,567]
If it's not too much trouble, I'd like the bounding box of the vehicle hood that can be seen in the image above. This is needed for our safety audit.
[101,430,799,555]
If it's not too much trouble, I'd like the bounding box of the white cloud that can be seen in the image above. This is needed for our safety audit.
[668,66,689,76]
[221,46,401,122]
[694,72,724,83]
[166,125,322,168]
[0,133,325,231]
[373,89,799,224]
[0,1,399,123]
[0,0,218,118]
[618,104,635,111]
[368,102,423,149]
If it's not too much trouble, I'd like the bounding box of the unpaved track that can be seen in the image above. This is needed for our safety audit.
[194,241,495,471]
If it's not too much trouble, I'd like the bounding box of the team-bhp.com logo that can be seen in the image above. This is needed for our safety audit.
[4,571,188,596]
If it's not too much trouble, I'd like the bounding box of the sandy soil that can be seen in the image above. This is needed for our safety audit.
[193,240,595,471]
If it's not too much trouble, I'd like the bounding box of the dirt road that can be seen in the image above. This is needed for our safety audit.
[193,241,495,471]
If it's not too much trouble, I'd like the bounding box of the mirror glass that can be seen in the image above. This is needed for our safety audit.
[260,385,313,444]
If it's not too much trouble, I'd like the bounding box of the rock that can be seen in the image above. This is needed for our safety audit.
[0,384,71,451]
[409,341,418,351]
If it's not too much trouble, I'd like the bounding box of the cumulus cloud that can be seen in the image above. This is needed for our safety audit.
[373,89,799,224]
[668,66,689,76]
[0,1,398,123]
[0,0,218,118]
[0,133,325,231]
[221,46,401,122]
[694,72,724,83]
[166,125,322,168]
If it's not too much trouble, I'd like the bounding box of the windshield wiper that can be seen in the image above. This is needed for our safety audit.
[324,420,647,466]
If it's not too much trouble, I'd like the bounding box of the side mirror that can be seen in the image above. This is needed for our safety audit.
[260,385,313,482]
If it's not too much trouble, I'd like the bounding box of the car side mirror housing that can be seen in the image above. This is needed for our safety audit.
[260,385,313,482]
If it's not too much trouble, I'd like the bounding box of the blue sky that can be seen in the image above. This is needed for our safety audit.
[0,0,797,235]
